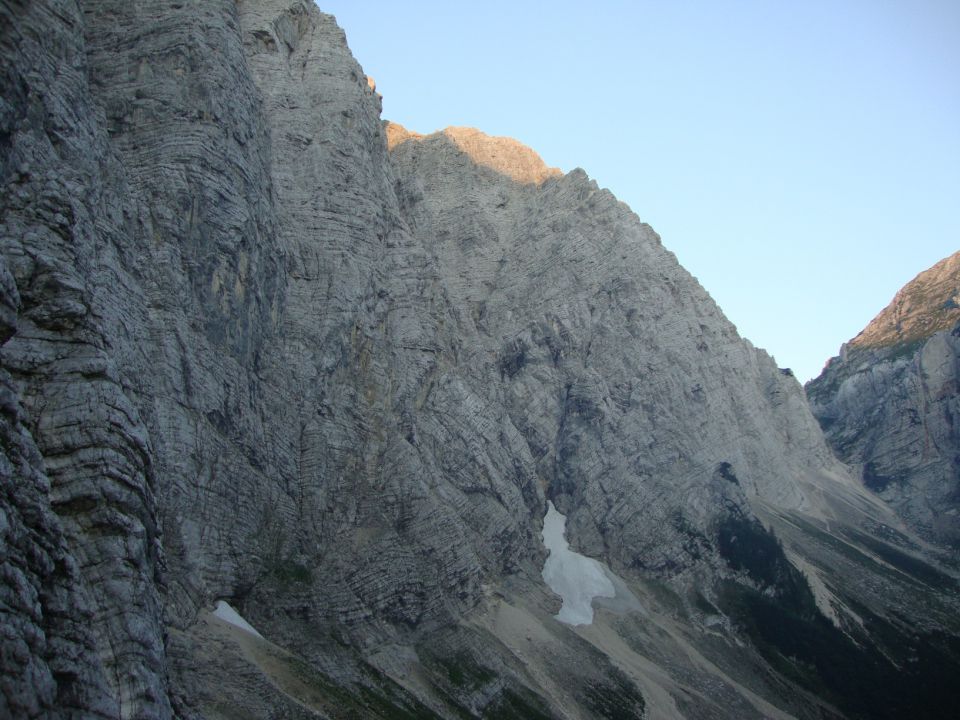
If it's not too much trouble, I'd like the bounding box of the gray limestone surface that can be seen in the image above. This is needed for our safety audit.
[2,2,959,719]
[386,121,851,577]
[808,251,960,548]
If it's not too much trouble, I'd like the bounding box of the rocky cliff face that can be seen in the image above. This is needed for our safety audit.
[3,2,959,719]
[807,252,960,549]
[385,121,846,566]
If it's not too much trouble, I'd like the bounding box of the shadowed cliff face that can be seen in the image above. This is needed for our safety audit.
[1,0,173,714]
[3,2,960,719]
[808,252,960,548]
[2,2,546,715]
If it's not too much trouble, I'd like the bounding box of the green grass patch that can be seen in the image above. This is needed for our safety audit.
[277,653,442,720]
[840,528,958,591]
[428,652,497,690]
[484,688,556,720]
[579,672,646,720]
[419,649,560,719]
[783,515,920,587]
[269,558,313,586]
[716,515,816,614]
[718,560,960,719]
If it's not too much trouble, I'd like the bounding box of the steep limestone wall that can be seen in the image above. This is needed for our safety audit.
[808,253,960,547]
[3,2,956,718]
[388,124,857,576]
[3,2,549,714]
[1,0,173,715]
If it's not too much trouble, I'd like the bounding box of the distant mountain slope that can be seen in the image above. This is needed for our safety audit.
[848,252,960,350]
[807,251,960,547]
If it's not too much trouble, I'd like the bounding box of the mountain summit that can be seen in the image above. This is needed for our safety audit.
[849,251,960,351]
[386,122,564,185]
[808,251,960,548]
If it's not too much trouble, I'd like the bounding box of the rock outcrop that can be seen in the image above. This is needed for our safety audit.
[807,251,960,548]
[386,120,852,569]
[3,2,959,719]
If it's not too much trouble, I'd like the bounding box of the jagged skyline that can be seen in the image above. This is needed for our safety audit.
[323,0,960,382]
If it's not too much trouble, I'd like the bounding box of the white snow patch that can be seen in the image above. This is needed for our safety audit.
[541,501,616,625]
[212,600,264,639]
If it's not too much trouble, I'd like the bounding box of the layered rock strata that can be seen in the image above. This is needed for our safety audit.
[386,121,856,572]
[808,251,960,548]
[2,2,959,719]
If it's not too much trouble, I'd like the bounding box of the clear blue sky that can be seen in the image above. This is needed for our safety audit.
[317,1,959,382]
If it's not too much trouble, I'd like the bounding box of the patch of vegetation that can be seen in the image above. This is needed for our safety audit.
[714,461,740,485]
[203,699,261,720]
[716,515,815,613]
[498,339,528,379]
[428,652,496,690]
[355,684,443,720]
[419,647,558,720]
[670,511,711,561]
[579,670,646,720]
[718,573,960,719]
[840,528,958,591]
[484,688,555,720]
[691,589,719,616]
[877,337,926,362]
[784,514,917,586]
[279,653,443,720]
[862,461,900,493]
[269,558,313,586]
